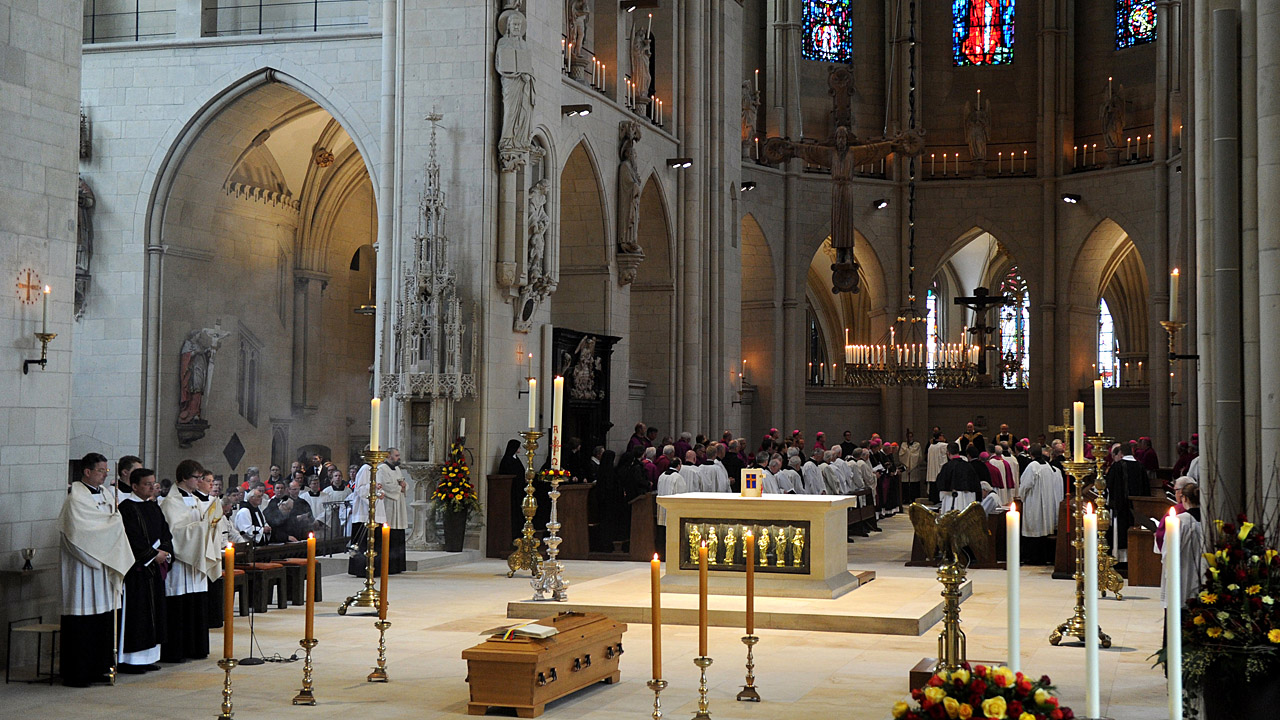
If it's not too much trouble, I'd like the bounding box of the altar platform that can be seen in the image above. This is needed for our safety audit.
[507,566,971,636]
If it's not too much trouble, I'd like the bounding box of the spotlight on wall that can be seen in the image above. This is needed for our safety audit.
[667,157,693,169]
[620,0,661,11]
[873,198,889,209]
[562,104,593,117]
[740,181,757,192]
[1061,193,1082,204]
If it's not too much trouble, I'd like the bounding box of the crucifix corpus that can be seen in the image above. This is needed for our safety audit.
[952,286,1012,375]
[762,67,923,294]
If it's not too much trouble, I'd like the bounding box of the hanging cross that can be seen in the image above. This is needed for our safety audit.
[16,269,41,304]
[1047,408,1073,452]
[953,286,1012,375]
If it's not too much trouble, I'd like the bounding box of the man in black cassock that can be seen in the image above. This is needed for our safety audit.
[1105,443,1148,561]
[117,468,173,673]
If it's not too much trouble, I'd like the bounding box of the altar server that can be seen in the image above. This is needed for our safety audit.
[656,457,688,527]
[987,446,1018,505]
[926,432,949,502]
[1017,445,1062,564]
[802,449,826,495]
[679,450,705,492]
[117,468,173,673]
[59,453,134,687]
[160,459,221,662]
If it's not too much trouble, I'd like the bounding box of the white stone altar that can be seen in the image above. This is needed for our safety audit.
[656,493,866,599]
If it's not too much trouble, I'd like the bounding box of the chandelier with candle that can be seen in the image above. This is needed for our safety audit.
[842,7,980,390]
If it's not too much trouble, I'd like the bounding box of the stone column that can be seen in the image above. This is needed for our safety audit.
[781,170,803,434]
[679,0,705,434]
[142,244,166,467]
[1239,0,1261,506]
[1149,1,1174,462]
[292,272,328,410]
[1255,0,1280,517]
[372,0,396,414]
[1192,0,1216,498]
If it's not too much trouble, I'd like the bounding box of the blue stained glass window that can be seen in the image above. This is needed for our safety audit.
[998,268,1030,389]
[1098,299,1119,387]
[1115,0,1157,49]
[802,0,855,64]
[952,0,1016,66]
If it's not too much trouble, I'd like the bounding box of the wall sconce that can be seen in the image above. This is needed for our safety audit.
[24,284,56,374]
[562,104,593,117]
[740,181,756,192]
[1061,193,1082,204]
[872,198,889,209]
[620,0,661,11]
[667,158,693,169]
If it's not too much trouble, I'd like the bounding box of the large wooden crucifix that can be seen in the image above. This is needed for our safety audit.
[953,286,1012,376]
[762,67,922,294]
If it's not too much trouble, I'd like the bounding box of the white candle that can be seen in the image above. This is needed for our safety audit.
[931,153,936,175]
[998,151,1002,174]
[1166,508,1182,720]
[41,285,49,333]
[754,68,759,92]
[1006,503,1021,673]
[646,12,652,37]
[527,378,537,430]
[459,417,465,438]
[1084,505,1100,719]
[1073,402,1085,462]
[1094,380,1105,433]
[551,376,564,469]
[370,397,380,451]
[1022,150,1028,172]
[1169,268,1180,322]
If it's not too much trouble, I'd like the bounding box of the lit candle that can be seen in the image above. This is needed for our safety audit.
[527,377,537,430]
[745,530,755,636]
[1073,401,1085,462]
[1084,505,1100,718]
[1147,133,1153,157]
[998,151,1002,174]
[551,376,564,469]
[646,12,652,37]
[1166,508,1182,720]
[305,532,316,640]
[601,63,606,93]
[651,553,662,679]
[698,541,708,656]
[754,68,759,92]
[41,285,50,333]
[1094,380,1104,434]
[1107,76,1113,101]
[1022,150,1027,172]
[379,523,391,620]
[1127,136,1132,157]
[370,397,380,451]
[931,153,936,174]
[1169,268,1180,322]
[223,543,235,659]
[1006,502,1020,673]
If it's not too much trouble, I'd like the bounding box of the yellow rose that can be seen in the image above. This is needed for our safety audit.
[1238,522,1254,540]
[981,696,1007,718]
[1269,629,1280,644]
[958,704,974,720]
[944,697,961,718]
[1267,550,1279,563]
[892,701,910,719]
[1207,627,1222,638]
[1033,688,1051,706]
[1020,715,1036,720]
[990,666,1016,688]
[925,687,947,704]
[952,668,971,685]
[937,670,951,683]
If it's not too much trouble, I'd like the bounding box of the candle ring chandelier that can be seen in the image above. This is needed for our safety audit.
[842,3,981,390]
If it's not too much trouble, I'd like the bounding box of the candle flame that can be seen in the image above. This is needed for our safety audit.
[653,553,660,561]
[44,285,50,293]
[309,531,315,539]
[1084,503,1096,515]
[1167,507,1178,519]
[1172,268,1179,276]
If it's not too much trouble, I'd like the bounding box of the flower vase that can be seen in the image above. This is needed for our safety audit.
[442,508,468,552]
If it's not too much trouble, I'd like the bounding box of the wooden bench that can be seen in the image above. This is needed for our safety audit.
[486,474,519,559]
[1127,528,1163,586]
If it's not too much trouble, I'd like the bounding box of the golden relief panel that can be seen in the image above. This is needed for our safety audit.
[678,518,811,573]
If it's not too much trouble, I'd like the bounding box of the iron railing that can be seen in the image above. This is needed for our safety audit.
[83,0,176,43]
[206,0,368,37]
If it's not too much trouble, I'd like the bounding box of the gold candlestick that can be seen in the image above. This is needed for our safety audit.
[735,635,761,702]
[646,678,668,720]
[339,448,388,614]
[292,638,318,705]
[507,430,544,578]
[217,657,238,719]
[1089,434,1125,600]
[1050,459,1112,647]
[22,331,56,374]
[367,619,391,682]
[693,655,713,719]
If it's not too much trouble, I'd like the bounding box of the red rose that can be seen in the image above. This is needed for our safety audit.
[968,693,983,707]
[927,675,945,687]
[1061,708,1075,719]
[1051,709,1063,720]
[1237,513,1248,523]
[1047,696,1059,708]
[1039,675,1051,685]
[974,665,987,677]
[961,661,971,671]
[1008,700,1023,716]
[927,704,946,720]
[912,688,925,702]
[1017,678,1033,695]
[970,679,987,695]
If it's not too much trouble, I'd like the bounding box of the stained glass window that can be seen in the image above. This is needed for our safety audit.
[997,268,1030,389]
[1098,299,1119,387]
[1115,0,1157,49]
[802,0,855,64]
[952,0,1016,66]
[926,286,940,388]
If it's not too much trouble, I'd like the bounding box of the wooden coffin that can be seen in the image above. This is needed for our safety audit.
[463,611,627,718]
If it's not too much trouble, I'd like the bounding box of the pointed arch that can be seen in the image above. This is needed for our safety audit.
[1072,218,1149,376]
[551,138,612,333]
[628,173,677,432]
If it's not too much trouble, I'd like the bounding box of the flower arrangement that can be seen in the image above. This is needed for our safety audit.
[432,440,481,515]
[893,664,1074,720]
[1179,514,1280,684]
[538,467,572,483]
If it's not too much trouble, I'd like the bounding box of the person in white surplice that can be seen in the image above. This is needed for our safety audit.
[1017,445,1063,564]
[679,451,704,492]
[160,459,222,662]
[59,452,134,687]
[926,432,949,503]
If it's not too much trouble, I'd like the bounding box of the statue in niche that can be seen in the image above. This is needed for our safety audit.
[617,121,643,254]
[527,179,549,280]
[1100,84,1126,153]
[178,323,230,424]
[630,22,652,107]
[567,0,590,76]
[75,177,95,320]
[741,80,760,159]
[963,94,990,163]
[561,335,603,401]
[496,5,535,153]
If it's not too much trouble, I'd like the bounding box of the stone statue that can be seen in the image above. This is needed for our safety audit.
[566,0,590,79]
[1101,85,1126,152]
[496,7,535,152]
[741,80,760,159]
[763,127,922,293]
[963,94,990,162]
[75,177,95,320]
[527,179,549,280]
[630,22,652,107]
[567,335,603,400]
[617,121,643,254]
[178,323,230,424]
[706,525,719,565]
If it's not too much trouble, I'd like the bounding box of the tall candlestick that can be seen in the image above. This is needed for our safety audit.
[1073,402,1085,462]
[1169,268,1180,322]
[527,377,537,430]
[651,553,662,679]
[551,376,564,469]
[378,523,390,620]
[744,530,755,635]
[698,541,709,656]
[1006,504,1020,674]
[305,533,316,640]
[1166,509,1182,720]
[223,543,235,659]
[41,285,49,334]
[1094,380,1105,433]
[1084,505,1100,718]
[370,397,380,451]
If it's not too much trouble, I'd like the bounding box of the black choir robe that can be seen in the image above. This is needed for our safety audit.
[1106,457,1147,550]
[118,496,173,659]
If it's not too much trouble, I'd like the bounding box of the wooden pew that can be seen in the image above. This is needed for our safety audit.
[485,474,518,559]
[1127,527,1163,586]
[627,492,659,561]
[555,483,592,560]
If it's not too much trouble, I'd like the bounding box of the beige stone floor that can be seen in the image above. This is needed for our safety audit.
[3,514,1169,719]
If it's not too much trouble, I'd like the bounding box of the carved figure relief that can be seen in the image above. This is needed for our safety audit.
[567,0,591,79]
[617,121,643,254]
[561,335,604,400]
[496,6,535,154]
[178,323,230,424]
[527,179,550,280]
[1101,85,1126,151]
[963,94,990,162]
[630,22,652,106]
[741,80,760,158]
[75,177,95,320]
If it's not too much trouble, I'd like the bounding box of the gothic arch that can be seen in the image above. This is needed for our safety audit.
[801,228,888,315]
[630,174,676,431]
[1072,218,1149,363]
[551,139,612,333]
[741,213,779,439]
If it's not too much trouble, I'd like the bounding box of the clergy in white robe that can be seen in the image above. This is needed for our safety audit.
[59,453,135,687]
[1160,505,1206,609]
[160,460,221,662]
[679,456,705,493]
[857,452,879,502]
[802,458,826,495]
[987,449,1018,505]
[703,459,732,493]
[376,449,410,573]
[234,489,271,545]
[655,464,688,527]
[821,453,843,495]
[926,437,949,502]
[833,457,854,494]
[777,462,801,494]
[1017,447,1062,564]
[980,481,1002,514]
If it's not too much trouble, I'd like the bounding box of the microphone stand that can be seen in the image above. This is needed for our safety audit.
[239,521,265,666]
